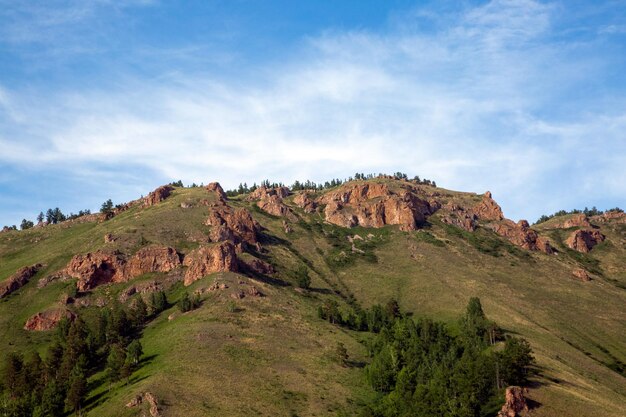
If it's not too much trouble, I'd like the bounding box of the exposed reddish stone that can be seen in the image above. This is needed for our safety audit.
[244,258,275,275]
[591,210,626,224]
[206,182,227,200]
[471,191,504,221]
[126,392,161,417]
[126,246,181,277]
[563,213,591,228]
[247,186,290,200]
[0,264,42,299]
[205,203,261,247]
[497,386,528,417]
[182,242,238,286]
[66,252,127,292]
[144,185,174,207]
[489,220,554,254]
[24,308,75,331]
[293,192,318,213]
[441,204,477,231]
[572,268,591,282]
[566,229,605,253]
[257,195,297,220]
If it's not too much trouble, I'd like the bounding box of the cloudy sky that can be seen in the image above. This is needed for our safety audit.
[0,0,625,226]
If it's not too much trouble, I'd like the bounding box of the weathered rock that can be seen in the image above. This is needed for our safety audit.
[565,229,605,253]
[0,264,42,299]
[206,203,261,247]
[104,233,115,243]
[257,195,297,220]
[247,286,263,297]
[592,210,626,224]
[471,191,504,221]
[126,392,161,417]
[119,281,162,302]
[183,242,238,286]
[293,192,318,213]
[65,252,127,292]
[244,258,275,275]
[489,220,554,254]
[319,183,433,231]
[497,386,528,417]
[563,213,591,228]
[572,268,592,282]
[206,182,227,200]
[248,186,290,200]
[144,185,174,207]
[24,308,75,331]
[441,206,477,232]
[282,220,293,234]
[126,246,181,277]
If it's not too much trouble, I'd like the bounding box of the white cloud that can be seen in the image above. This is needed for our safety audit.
[0,0,625,224]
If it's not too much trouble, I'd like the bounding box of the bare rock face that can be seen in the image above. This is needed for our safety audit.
[66,252,127,292]
[126,246,181,277]
[248,186,297,220]
[206,202,261,247]
[144,185,174,207]
[471,191,504,221]
[592,210,626,224]
[183,242,238,286]
[497,386,529,417]
[293,192,317,213]
[440,204,477,231]
[126,392,161,417]
[248,186,290,200]
[319,183,433,231]
[0,264,42,299]
[572,268,591,282]
[206,182,227,200]
[243,258,275,275]
[566,229,605,253]
[24,308,75,331]
[563,213,591,228]
[490,220,554,254]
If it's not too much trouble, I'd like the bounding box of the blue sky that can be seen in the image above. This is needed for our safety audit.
[0,0,625,226]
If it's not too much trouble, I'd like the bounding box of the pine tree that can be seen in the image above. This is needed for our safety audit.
[126,340,143,366]
[65,364,87,415]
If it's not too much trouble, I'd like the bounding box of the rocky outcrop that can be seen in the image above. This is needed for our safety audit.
[490,220,554,254]
[471,191,504,221]
[293,192,317,213]
[243,258,275,275]
[248,186,290,200]
[0,264,42,299]
[563,213,591,228]
[183,242,238,286]
[24,308,75,331]
[440,204,477,231]
[205,202,261,248]
[497,386,528,417]
[592,210,626,224]
[572,268,591,282]
[206,182,227,200]
[144,185,174,207]
[247,186,297,220]
[565,229,605,253]
[104,233,116,243]
[66,252,127,292]
[126,392,161,417]
[319,183,433,231]
[126,246,181,277]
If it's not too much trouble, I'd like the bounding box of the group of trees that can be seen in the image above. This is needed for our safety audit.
[0,292,168,416]
[319,297,535,417]
[535,206,623,224]
[178,292,201,313]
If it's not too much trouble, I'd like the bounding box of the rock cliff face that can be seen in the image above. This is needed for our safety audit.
[497,386,529,417]
[205,202,261,248]
[489,220,554,254]
[0,264,42,299]
[144,185,174,207]
[206,182,227,200]
[126,246,181,277]
[592,210,626,224]
[293,192,318,213]
[563,213,591,228]
[471,191,504,221]
[24,308,75,331]
[247,186,296,220]
[566,229,605,253]
[318,183,433,231]
[182,242,238,286]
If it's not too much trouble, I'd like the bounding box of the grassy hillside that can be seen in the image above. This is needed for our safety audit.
[1,180,625,416]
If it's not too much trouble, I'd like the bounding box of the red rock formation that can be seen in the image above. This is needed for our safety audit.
[293,192,318,213]
[183,242,238,286]
[24,308,75,331]
[248,186,290,200]
[497,386,529,417]
[206,182,227,200]
[244,258,275,275]
[144,185,174,207]
[471,191,504,221]
[247,186,297,220]
[572,268,591,282]
[0,264,42,299]
[490,220,554,254]
[126,246,181,277]
[126,392,161,417]
[563,213,591,228]
[566,229,605,253]
[440,204,477,231]
[591,210,626,224]
[319,183,433,231]
[66,252,127,292]
[206,202,261,247]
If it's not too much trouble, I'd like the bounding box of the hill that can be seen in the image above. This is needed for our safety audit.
[1,176,625,417]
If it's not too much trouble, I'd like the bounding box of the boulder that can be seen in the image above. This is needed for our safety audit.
[0,264,42,299]
[471,191,504,221]
[183,242,238,286]
[126,392,161,417]
[244,258,275,275]
[104,233,116,243]
[293,192,317,213]
[144,185,174,207]
[572,268,591,282]
[257,195,297,220]
[247,186,290,200]
[24,308,75,331]
[489,220,554,254]
[497,386,528,417]
[126,246,181,277]
[562,213,591,228]
[441,205,477,232]
[565,229,605,253]
[206,182,227,200]
[66,252,127,292]
[592,210,626,224]
[206,203,261,247]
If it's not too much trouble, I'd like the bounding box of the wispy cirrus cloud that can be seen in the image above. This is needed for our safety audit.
[0,0,625,226]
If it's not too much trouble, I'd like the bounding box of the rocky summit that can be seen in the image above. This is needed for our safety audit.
[0,174,624,417]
